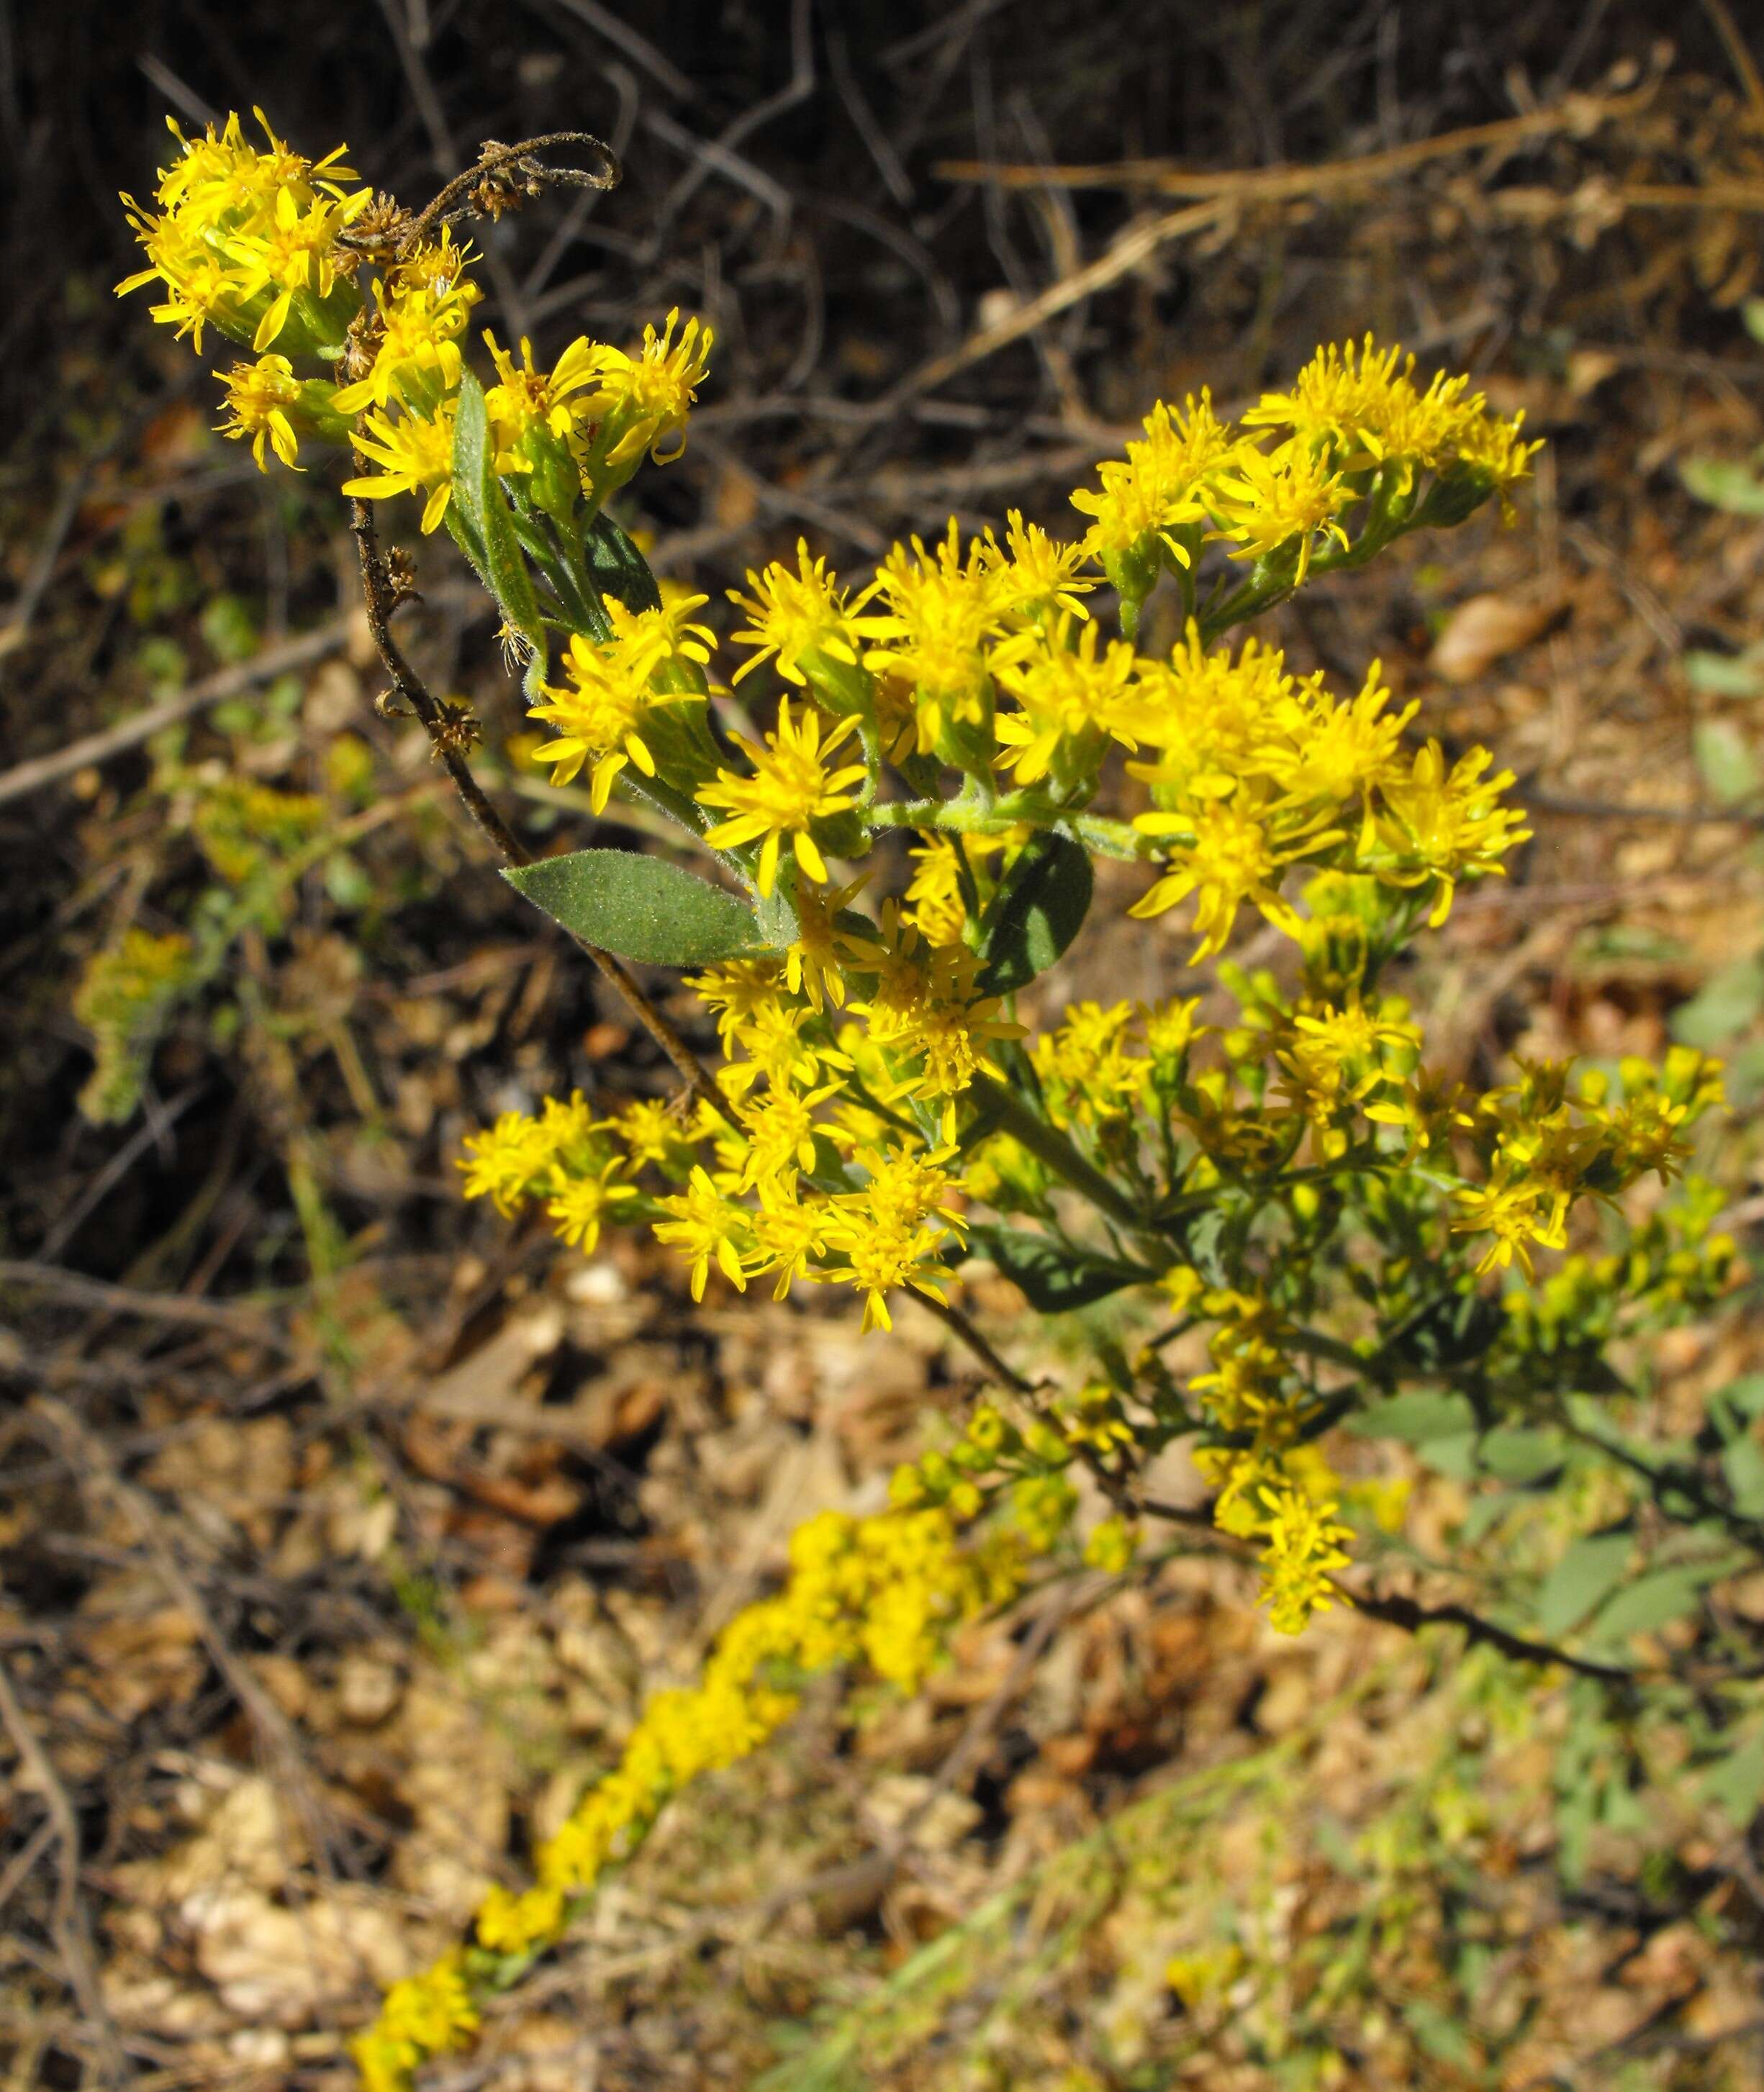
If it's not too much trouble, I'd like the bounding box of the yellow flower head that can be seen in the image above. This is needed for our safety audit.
[333,272,481,415]
[697,699,867,896]
[1070,391,1238,566]
[1365,739,1530,925]
[995,509,1097,620]
[991,613,1141,784]
[340,404,456,533]
[1206,441,1351,583]
[579,307,713,470]
[216,354,305,471]
[863,521,1016,752]
[728,540,885,702]
[526,620,697,813]
[482,329,602,465]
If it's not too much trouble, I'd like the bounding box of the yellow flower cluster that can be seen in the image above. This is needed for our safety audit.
[119,112,711,526]
[119,108,368,357]
[350,1495,1031,2092]
[72,928,197,1126]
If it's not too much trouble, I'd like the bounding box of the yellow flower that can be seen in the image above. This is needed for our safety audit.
[698,699,868,897]
[1069,391,1237,568]
[332,271,481,415]
[1132,787,1339,962]
[862,521,1016,753]
[230,181,370,350]
[784,872,869,1010]
[1450,1171,1568,1279]
[995,509,1097,620]
[820,1141,966,1332]
[546,1161,639,1253]
[578,307,713,470]
[526,622,697,813]
[1252,1482,1353,1634]
[653,1164,751,1299]
[482,329,602,463]
[728,540,885,702]
[991,613,1141,784]
[1206,442,1351,582]
[903,835,972,948]
[215,354,304,470]
[1364,739,1529,925]
[340,404,456,533]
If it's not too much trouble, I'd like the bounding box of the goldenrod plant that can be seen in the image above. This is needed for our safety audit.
[117,112,1742,2090]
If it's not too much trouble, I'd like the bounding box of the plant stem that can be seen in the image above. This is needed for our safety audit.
[968,1075,1148,1236]
[350,494,727,1121]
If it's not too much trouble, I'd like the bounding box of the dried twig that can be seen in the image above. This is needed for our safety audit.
[1347,1586,1635,1685]
[0,620,348,808]
[0,1654,128,2085]
[34,1395,348,1873]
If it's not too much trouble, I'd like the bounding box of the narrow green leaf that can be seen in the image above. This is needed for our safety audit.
[1724,1434,1764,1516]
[1692,718,1760,806]
[1682,453,1764,517]
[1477,1426,1565,1485]
[1537,1532,1632,1638]
[1670,955,1764,1051]
[584,513,663,615]
[977,832,1093,995]
[453,370,543,646]
[1684,647,1764,699]
[1699,1728,1764,1822]
[752,883,800,952]
[1722,1375,1764,1421]
[480,474,545,646]
[1593,1563,1711,1642]
[452,368,492,532]
[505,848,764,967]
[968,1222,1141,1313]
[1346,1390,1476,1445]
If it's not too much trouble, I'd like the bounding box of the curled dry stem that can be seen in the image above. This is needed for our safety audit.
[400,130,622,252]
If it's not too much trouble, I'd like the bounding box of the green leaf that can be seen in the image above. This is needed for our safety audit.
[1724,1434,1764,1516]
[1346,1390,1476,1446]
[1593,1563,1710,1642]
[1745,297,1764,348]
[1684,647,1764,699]
[1378,1287,1504,1372]
[452,367,492,528]
[1692,719,1760,807]
[968,1223,1142,1313]
[584,513,662,616]
[752,883,800,952]
[1682,454,1764,517]
[1722,1374,1764,1421]
[1537,1532,1632,1638]
[505,848,764,967]
[976,832,1093,995]
[453,370,543,646]
[1670,955,1764,1051]
[1698,1727,1764,1823]
[1477,1426,1565,1485]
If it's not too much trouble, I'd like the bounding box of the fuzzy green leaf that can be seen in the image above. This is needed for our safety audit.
[1593,1563,1712,1642]
[977,832,1093,995]
[453,370,543,646]
[1537,1532,1632,1638]
[585,513,663,616]
[1346,1390,1477,1445]
[1682,454,1764,517]
[968,1223,1141,1313]
[505,848,764,967]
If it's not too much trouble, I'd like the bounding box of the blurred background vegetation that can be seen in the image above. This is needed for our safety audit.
[10,1,1764,2086]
